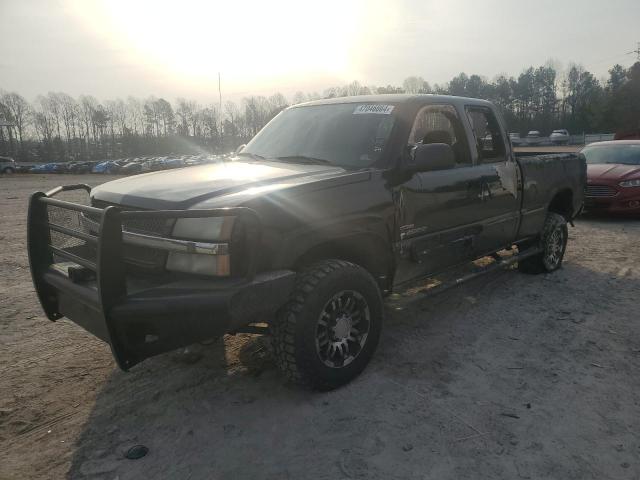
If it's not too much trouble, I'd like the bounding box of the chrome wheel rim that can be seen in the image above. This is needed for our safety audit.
[544,227,565,269]
[315,290,370,368]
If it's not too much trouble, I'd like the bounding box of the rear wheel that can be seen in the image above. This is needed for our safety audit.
[518,212,568,274]
[2,167,15,174]
[271,259,383,390]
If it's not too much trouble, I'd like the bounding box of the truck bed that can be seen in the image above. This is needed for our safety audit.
[515,152,586,239]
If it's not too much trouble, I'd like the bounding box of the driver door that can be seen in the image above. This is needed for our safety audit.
[394,104,486,285]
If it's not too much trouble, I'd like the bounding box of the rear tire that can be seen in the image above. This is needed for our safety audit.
[271,259,383,390]
[2,167,15,174]
[518,212,568,274]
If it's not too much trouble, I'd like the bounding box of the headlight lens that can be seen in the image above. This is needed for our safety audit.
[619,179,640,188]
[166,251,230,276]
[171,217,234,241]
[166,216,234,276]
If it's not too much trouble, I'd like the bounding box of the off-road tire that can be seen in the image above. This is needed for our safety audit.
[518,212,568,274]
[271,259,383,390]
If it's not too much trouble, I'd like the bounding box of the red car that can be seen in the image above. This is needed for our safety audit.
[582,140,640,215]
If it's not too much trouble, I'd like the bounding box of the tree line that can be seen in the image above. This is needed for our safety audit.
[1,61,639,162]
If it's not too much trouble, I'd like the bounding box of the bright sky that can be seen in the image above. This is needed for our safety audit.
[1,0,639,102]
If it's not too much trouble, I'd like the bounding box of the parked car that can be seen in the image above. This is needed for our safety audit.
[92,161,121,174]
[614,128,640,140]
[582,140,640,215]
[29,163,58,173]
[163,158,185,169]
[27,95,585,390]
[525,130,542,145]
[550,129,570,145]
[120,161,143,174]
[508,133,523,146]
[0,156,16,174]
[68,161,94,174]
[51,163,69,174]
[140,157,173,172]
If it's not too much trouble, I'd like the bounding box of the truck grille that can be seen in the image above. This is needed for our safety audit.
[90,200,173,236]
[87,200,176,272]
[46,203,174,273]
[585,185,617,197]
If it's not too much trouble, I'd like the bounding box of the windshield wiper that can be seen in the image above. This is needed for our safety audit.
[236,152,266,161]
[274,155,332,165]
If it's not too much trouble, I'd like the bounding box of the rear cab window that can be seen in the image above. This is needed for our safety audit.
[465,106,507,164]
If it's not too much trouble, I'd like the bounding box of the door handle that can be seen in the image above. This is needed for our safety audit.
[479,181,491,201]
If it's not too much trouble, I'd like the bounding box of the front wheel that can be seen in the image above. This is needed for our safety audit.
[518,212,568,274]
[271,260,383,390]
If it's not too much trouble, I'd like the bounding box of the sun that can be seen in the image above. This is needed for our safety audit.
[67,0,376,92]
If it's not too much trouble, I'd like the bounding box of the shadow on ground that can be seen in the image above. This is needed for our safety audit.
[67,257,640,480]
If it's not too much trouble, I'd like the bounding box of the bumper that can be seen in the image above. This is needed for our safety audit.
[584,191,640,214]
[27,184,295,370]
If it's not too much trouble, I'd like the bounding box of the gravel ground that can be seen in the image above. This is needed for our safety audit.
[1,174,639,480]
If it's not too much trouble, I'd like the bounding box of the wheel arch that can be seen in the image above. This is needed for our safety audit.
[547,188,574,221]
[289,232,395,293]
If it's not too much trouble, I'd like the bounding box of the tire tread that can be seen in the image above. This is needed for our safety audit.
[271,259,370,389]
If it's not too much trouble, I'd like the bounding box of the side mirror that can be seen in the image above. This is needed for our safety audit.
[235,144,246,154]
[407,143,456,173]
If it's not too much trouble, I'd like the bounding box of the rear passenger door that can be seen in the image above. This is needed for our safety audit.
[464,106,520,255]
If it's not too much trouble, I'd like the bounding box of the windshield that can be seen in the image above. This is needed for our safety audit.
[241,103,397,168]
[582,144,640,165]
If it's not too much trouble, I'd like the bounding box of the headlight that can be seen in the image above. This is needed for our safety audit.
[171,216,234,241]
[166,217,234,276]
[619,179,640,188]
[166,251,230,276]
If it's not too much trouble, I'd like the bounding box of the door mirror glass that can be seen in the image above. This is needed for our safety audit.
[407,143,456,173]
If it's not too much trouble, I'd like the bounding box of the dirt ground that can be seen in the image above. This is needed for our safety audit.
[1,174,639,480]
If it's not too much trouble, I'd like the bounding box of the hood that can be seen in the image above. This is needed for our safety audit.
[587,163,640,182]
[90,160,352,209]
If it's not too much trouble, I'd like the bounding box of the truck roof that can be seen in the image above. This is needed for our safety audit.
[293,94,495,109]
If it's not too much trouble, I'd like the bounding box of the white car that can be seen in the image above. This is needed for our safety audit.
[526,131,542,145]
[550,129,570,145]
[509,133,523,146]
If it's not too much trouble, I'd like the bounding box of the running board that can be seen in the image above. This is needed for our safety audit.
[393,247,542,302]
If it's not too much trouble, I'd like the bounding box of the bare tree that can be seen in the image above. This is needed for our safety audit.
[176,98,198,136]
[0,92,31,151]
[402,76,430,94]
[6,60,639,162]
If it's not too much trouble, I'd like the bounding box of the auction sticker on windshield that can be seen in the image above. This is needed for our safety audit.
[353,104,395,115]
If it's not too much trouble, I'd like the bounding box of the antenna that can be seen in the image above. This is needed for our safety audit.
[627,42,640,61]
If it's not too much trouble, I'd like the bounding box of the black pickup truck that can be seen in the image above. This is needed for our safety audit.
[27,95,586,389]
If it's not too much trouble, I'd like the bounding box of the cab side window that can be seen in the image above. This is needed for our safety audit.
[408,105,471,166]
[465,107,507,163]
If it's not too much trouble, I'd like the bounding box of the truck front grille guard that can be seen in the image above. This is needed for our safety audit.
[27,184,261,367]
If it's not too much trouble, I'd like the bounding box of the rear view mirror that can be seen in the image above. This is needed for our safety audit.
[407,143,455,173]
